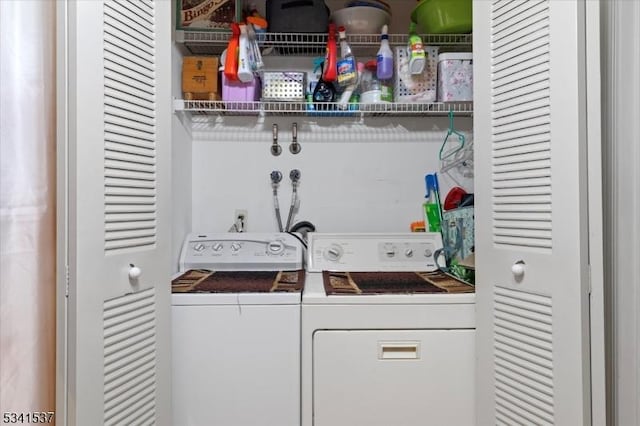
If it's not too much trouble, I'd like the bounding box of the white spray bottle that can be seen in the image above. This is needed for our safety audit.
[237,24,254,83]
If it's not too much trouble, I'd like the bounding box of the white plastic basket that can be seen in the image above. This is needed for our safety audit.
[394,45,439,103]
[261,71,307,101]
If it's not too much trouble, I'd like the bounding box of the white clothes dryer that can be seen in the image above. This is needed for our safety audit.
[302,233,476,426]
[172,233,305,426]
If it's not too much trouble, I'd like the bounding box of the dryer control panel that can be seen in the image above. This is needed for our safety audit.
[307,233,443,272]
[179,232,304,271]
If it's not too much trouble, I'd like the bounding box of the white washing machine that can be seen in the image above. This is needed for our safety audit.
[172,233,304,426]
[302,233,476,426]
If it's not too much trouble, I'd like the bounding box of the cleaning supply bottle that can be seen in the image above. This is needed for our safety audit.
[323,23,337,82]
[408,22,426,75]
[376,24,393,80]
[423,174,443,233]
[338,61,364,110]
[313,60,336,106]
[236,24,254,83]
[223,23,240,81]
[336,26,357,87]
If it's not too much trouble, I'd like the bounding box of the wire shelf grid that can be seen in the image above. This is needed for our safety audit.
[177,31,473,55]
[174,99,473,118]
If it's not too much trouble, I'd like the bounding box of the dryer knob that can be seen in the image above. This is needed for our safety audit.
[193,243,206,252]
[212,242,224,252]
[230,242,241,252]
[267,240,285,255]
[405,249,414,258]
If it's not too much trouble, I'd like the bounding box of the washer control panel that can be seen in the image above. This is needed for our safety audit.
[179,233,304,271]
[308,233,443,272]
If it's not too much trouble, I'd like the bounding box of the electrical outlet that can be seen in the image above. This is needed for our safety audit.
[234,209,248,230]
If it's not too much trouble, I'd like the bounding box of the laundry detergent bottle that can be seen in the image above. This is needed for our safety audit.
[313,60,336,104]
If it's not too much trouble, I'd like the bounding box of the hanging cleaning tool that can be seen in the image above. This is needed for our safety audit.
[376,24,393,80]
[439,109,466,161]
[407,22,426,75]
[224,23,241,81]
[336,26,358,87]
[323,23,337,82]
[424,173,443,233]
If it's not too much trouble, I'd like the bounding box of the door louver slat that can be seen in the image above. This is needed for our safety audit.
[491,0,552,252]
[103,0,157,254]
[103,287,156,426]
[493,285,554,423]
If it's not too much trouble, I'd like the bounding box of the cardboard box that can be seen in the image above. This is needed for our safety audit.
[176,0,238,31]
[182,56,219,100]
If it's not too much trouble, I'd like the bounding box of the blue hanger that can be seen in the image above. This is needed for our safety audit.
[439,110,466,161]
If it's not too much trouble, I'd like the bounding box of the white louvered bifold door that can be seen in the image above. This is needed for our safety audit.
[473,1,602,425]
[59,1,171,424]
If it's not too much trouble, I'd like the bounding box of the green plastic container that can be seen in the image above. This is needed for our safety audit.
[411,0,472,34]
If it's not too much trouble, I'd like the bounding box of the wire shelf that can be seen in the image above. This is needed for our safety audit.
[176,30,473,55]
[174,99,473,118]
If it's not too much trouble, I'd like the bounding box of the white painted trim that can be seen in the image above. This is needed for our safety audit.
[585,1,605,425]
[602,1,640,424]
[55,1,68,424]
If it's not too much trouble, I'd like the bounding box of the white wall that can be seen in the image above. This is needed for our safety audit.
[189,116,473,234]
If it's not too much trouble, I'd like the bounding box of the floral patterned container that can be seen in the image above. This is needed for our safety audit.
[437,53,473,102]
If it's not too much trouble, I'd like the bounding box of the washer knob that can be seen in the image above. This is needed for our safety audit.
[405,249,414,258]
[323,244,343,262]
[230,242,241,252]
[212,242,224,252]
[193,243,206,252]
[424,249,433,257]
[267,240,285,255]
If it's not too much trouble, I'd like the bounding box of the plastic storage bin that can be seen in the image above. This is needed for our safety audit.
[394,45,439,103]
[437,53,473,102]
[411,0,472,34]
[222,74,261,110]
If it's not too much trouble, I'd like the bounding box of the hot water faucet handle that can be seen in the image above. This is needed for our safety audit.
[271,123,282,156]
